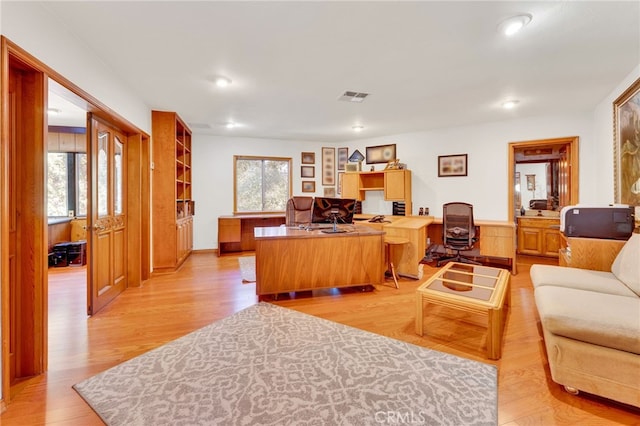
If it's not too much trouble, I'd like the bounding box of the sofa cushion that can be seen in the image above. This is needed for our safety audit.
[611,233,640,297]
[535,286,640,354]
[530,264,638,297]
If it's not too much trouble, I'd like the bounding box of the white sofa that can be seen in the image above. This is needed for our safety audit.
[530,232,640,408]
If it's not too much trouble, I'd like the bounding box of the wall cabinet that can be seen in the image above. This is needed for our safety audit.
[342,169,412,214]
[517,217,560,257]
[152,110,193,272]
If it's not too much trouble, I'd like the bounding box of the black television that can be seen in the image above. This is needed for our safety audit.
[311,197,356,233]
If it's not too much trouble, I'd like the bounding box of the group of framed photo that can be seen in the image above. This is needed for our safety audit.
[300,148,349,194]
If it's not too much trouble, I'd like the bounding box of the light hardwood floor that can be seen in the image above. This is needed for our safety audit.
[1,253,639,425]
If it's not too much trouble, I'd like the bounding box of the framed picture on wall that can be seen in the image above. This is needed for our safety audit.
[301,152,315,164]
[301,166,315,178]
[613,76,640,205]
[322,147,335,185]
[324,187,336,197]
[302,181,315,193]
[438,154,468,177]
[337,148,349,170]
[366,144,396,164]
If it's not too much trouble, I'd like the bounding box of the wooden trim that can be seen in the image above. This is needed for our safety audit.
[1,34,11,404]
[193,249,217,254]
[1,35,151,402]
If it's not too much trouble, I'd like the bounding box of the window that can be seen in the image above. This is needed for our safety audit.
[234,156,291,213]
[47,153,69,216]
[47,152,88,217]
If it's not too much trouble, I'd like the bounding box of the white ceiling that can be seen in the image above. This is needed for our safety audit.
[41,1,640,142]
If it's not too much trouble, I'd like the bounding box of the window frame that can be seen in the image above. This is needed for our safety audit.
[233,155,292,214]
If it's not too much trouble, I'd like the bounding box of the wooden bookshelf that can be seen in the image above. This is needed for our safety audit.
[152,110,194,272]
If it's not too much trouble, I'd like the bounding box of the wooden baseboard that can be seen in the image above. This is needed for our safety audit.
[192,248,217,254]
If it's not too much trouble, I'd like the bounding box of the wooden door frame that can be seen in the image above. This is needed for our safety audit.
[0,36,151,404]
[507,136,580,221]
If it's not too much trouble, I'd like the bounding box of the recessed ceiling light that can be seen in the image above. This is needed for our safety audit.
[225,121,237,129]
[214,76,232,88]
[502,100,520,109]
[352,125,364,132]
[499,14,532,36]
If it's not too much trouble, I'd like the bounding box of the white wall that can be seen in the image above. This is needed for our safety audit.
[192,136,326,250]
[193,112,597,250]
[1,2,150,133]
[343,114,594,222]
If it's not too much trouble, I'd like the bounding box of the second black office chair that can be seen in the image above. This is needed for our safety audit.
[436,202,481,266]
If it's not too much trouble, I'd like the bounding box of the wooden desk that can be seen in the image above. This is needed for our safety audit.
[218,214,285,256]
[254,225,384,297]
[383,217,433,279]
[429,218,517,274]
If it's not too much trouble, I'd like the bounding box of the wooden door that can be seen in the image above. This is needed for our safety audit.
[87,116,127,315]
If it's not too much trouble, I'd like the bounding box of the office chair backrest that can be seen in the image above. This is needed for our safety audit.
[442,202,476,246]
[286,196,314,226]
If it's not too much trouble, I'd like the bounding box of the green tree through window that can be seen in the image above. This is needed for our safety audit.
[234,156,291,213]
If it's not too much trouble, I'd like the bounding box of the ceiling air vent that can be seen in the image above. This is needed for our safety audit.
[338,91,370,103]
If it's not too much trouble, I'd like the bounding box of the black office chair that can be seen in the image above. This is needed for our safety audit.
[436,202,481,267]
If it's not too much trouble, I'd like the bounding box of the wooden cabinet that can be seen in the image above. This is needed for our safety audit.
[177,217,193,265]
[559,234,626,271]
[517,217,560,257]
[152,110,193,272]
[342,169,412,214]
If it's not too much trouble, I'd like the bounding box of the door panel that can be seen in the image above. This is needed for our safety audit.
[87,116,127,315]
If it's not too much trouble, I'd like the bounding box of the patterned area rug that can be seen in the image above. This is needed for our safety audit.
[238,255,256,283]
[73,303,497,426]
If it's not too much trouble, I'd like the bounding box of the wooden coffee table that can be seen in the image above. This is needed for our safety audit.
[415,262,511,359]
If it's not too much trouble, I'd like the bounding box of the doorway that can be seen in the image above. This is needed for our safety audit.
[508,136,579,257]
[2,37,151,402]
[47,81,90,331]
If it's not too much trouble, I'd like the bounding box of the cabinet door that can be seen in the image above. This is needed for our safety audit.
[518,227,542,255]
[384,170,406,200]
[341,173,361,200]
[542,228,560,257]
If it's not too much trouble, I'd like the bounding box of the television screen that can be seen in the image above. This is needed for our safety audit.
[311,197,356,225]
